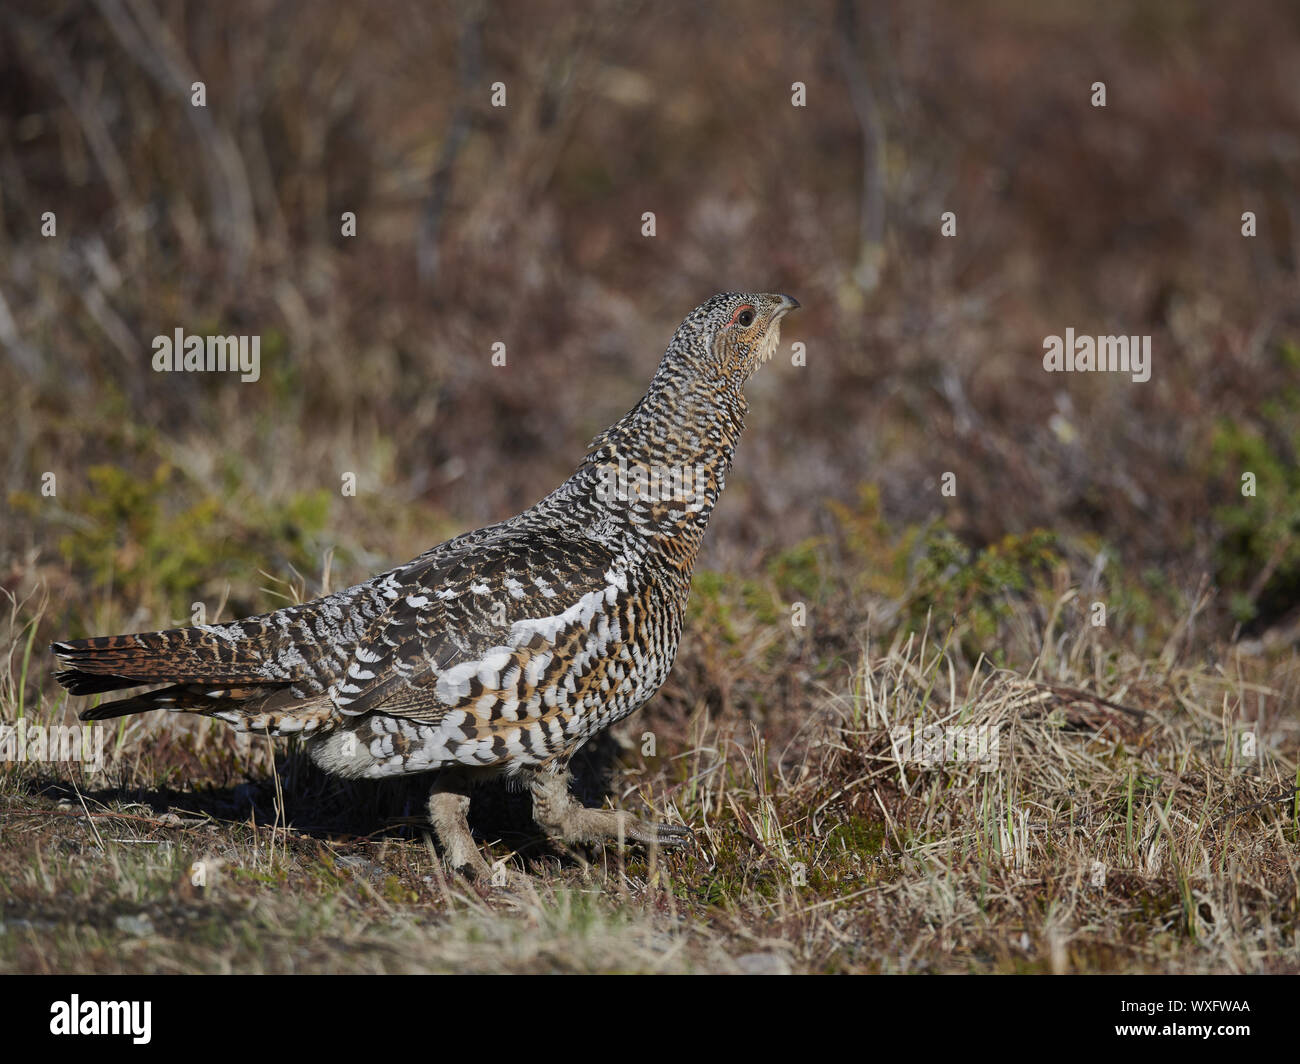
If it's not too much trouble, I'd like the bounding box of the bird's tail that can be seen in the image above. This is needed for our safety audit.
[50,625,334,733]
[51,627,259,696]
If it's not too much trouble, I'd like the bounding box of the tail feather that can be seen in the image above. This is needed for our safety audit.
[77,683,337,735]
[50,623,295,690]
[54,668,147,696]
[52,620,345,735]
[74,682,283,722]
[77,687,192,720]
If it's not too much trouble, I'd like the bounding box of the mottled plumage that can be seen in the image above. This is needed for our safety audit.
[53,292,798,878]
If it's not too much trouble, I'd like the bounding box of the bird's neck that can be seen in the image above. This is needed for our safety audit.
[573,372,748,562]
[589,369,748,466]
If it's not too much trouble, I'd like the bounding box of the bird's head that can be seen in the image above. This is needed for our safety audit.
[671,291,800,388]
[587,291,801,466]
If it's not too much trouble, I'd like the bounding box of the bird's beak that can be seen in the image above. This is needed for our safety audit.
[771,293,800,320]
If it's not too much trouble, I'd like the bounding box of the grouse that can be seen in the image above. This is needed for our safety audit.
[52,292,799,879]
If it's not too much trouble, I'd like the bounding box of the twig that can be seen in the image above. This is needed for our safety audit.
[71,781,107,851]
[834,0,887,293]
[418,0,484,287]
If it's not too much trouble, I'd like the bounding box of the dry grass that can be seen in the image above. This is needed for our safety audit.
[4,585,1296,974]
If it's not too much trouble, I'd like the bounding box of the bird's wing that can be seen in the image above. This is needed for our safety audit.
[329,527,630,725]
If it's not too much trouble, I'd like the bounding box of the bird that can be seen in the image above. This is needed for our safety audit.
[51,291,799,880]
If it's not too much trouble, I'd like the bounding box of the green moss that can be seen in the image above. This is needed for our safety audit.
[905,527,1061,661]
[826,484,908,599]
[834,815,887,856]
[765,538,827,602]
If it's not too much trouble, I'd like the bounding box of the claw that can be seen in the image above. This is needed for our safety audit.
[651,823,695,849]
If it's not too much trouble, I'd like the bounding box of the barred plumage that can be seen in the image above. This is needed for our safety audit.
[52,291,799,879]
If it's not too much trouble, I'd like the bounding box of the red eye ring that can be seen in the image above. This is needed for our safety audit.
[728,305,756,328]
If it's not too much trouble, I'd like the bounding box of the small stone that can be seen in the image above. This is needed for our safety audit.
[114,913,154,937]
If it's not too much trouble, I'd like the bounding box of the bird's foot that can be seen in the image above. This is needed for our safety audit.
[530,772,693,855]
[568,807,695,850]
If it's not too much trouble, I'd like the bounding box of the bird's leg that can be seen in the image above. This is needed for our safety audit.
[427,775,492,881]
[528,769,693,853]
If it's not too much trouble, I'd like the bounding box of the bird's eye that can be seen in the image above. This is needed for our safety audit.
[736,308,755,327]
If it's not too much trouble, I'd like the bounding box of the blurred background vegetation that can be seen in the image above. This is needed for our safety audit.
[2,0,1298,700]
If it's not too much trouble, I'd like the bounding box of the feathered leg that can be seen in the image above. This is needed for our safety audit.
[528,768,692,854]
[427,775,492,880]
